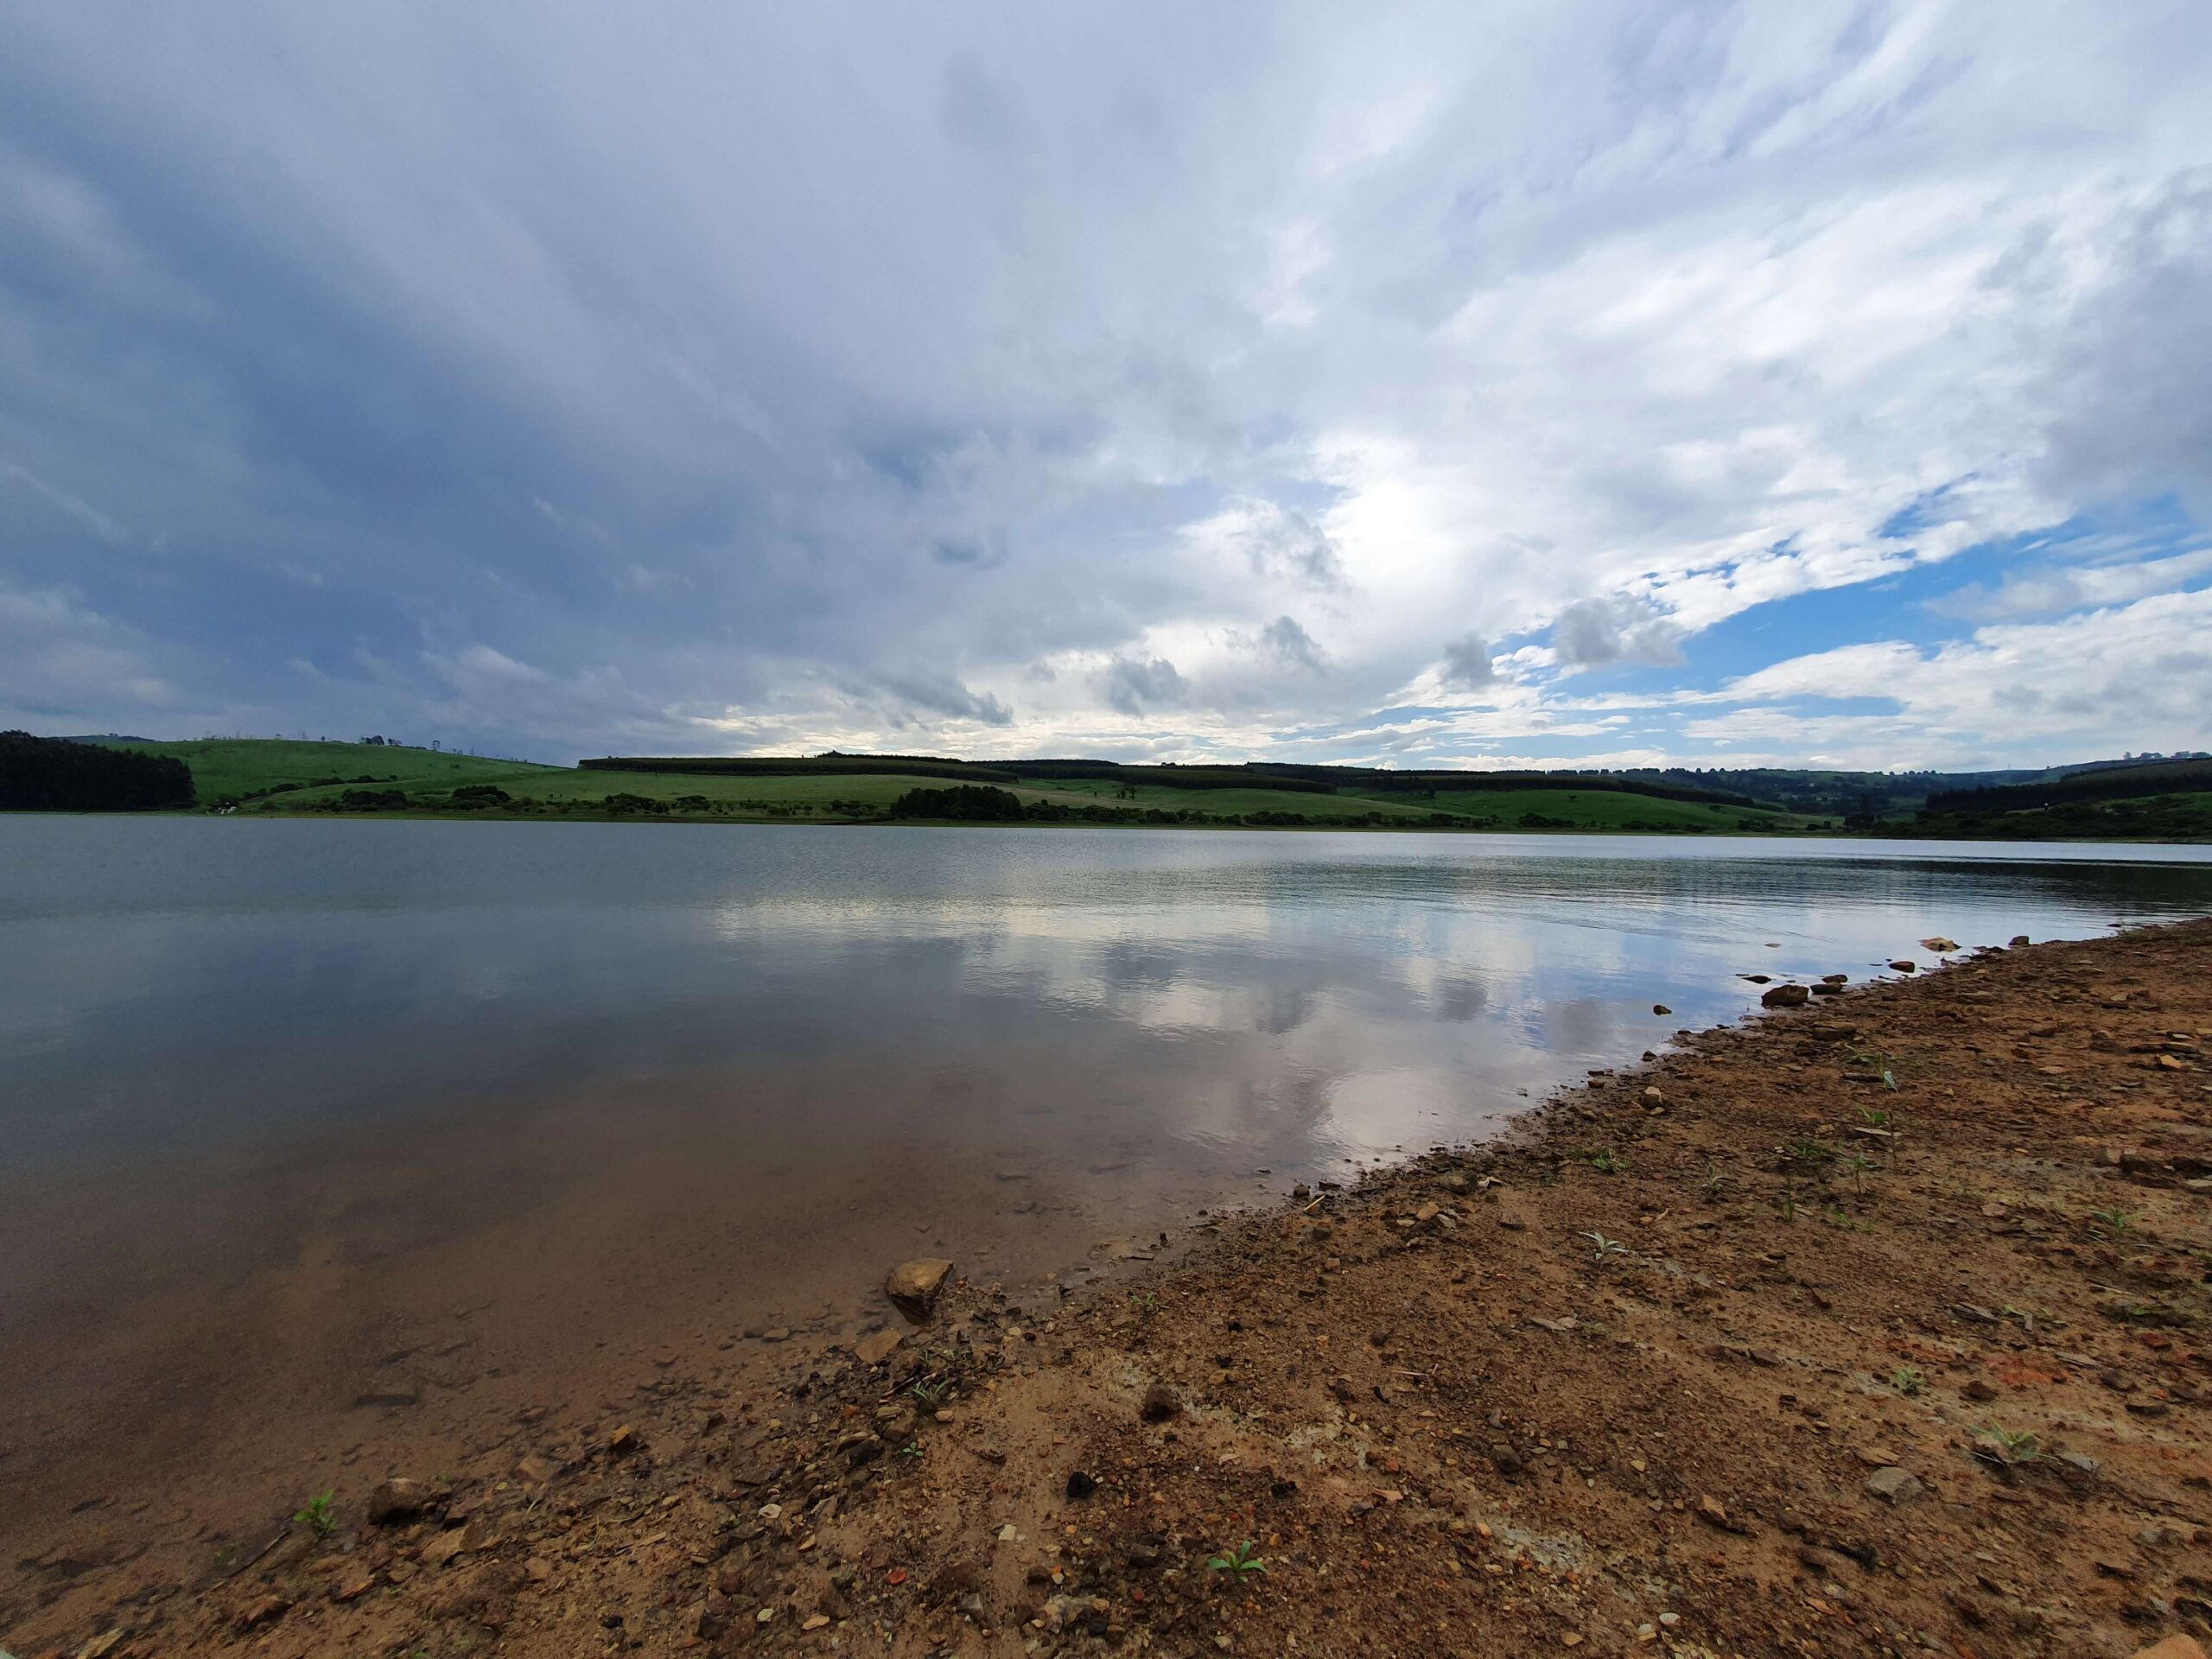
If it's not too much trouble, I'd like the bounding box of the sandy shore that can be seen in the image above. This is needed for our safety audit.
[8,921,2212,1658]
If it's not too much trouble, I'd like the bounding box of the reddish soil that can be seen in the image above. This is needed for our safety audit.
[9,922,2212,1659]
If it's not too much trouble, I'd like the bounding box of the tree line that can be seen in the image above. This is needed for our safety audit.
[0,732,194,810]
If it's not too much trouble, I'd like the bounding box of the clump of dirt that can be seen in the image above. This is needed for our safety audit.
[10,923,2212,1658]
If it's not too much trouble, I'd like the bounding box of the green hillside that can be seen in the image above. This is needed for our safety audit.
[99,738,555,807]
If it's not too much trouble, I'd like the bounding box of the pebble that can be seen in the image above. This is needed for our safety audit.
[1864,1465,1923,1504]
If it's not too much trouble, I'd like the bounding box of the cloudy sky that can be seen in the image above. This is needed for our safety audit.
[3,3,2210,770]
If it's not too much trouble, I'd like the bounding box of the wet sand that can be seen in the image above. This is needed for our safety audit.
[10,921,2212,1656]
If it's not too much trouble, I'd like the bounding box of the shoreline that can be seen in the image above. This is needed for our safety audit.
[8,922,2212,1657]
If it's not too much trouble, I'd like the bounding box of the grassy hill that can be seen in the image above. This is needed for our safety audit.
[105,739,1807,832]
[98,738,556,807]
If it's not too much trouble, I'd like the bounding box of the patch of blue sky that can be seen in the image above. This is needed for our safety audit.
[1560,495,2209,701]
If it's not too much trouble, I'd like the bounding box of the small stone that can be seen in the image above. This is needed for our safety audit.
[1561,1635,1584,1649]
[234,1594,290,1630]
[1140,1382,1181,1423]
[1864,1466,1923,1505]
[1762,984,1810,1008]
[1641,1086,1665,1109]
[803,1614,831,1630]
[513,1455,557,1485]
[1963,1378,1999,1402]
[1652,1004,1670,1016]
[607,1424,641,1453]
[1821,973,1849,984]
[2010,935,2031,947]
[2127,1639,2209,1659]
[418,1526,473,1567]
[330,1567,377,1602]
[1694,1495,1746,1533]
[854,1329,905,1365]
[526,1556,553,1583]
[1066,1471,1098,1500]
[1921,937,1958,952]
[1854,1446,1898,1467]
[887,1258,954,1316]
[1889,960,1915,972]
[365,1478,448,1524]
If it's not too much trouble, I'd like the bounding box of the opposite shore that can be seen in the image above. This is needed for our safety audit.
[8,922,2212,1657]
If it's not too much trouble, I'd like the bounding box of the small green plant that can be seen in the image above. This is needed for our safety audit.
[1583,1230,1626,1261]
[1823,1204,1858,1230]
[1891,1365,1925,1397]
[1129,1289,1159,1320]
[1842,1151,1876,1193]
[1789,1138,1835,1164]
[1207,1540,1268,1578]
[1976,1422,2041,1466]
[1701,1161,1724,1198]
[1857,1105,1890,1128]
[1778,1183,1798,1224]
[294,1491,336,1538]
[908,1378,950,1406]
[1578,1148,1624,1175]
[213,1540,245,1572]
[2092,1207,2133,1236]
[897,1440,925,1459]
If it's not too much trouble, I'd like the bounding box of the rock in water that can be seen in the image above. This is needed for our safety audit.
[1889,959,1915,972]
[886,1258,954,1317]
[1920,936,1959,952]
[1761,984,1810,1008]
[1651,1003,1671,1015]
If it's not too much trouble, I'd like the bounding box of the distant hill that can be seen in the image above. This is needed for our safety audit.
[21,736,2203,840]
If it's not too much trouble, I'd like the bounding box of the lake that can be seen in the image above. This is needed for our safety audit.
[3,818,2211,1534]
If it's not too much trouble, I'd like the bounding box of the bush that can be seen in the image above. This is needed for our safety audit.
[0,733,194,810]
[888,785,1027,821]
[337,788,411,810]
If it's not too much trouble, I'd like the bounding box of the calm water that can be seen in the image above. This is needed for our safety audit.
[5,817,2212,1524]
[6,818,2212,1182]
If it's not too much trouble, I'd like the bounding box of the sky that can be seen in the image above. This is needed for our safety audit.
[3,3,2211,772]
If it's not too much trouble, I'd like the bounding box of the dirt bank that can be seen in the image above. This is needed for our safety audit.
[10,922,2212,1658]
